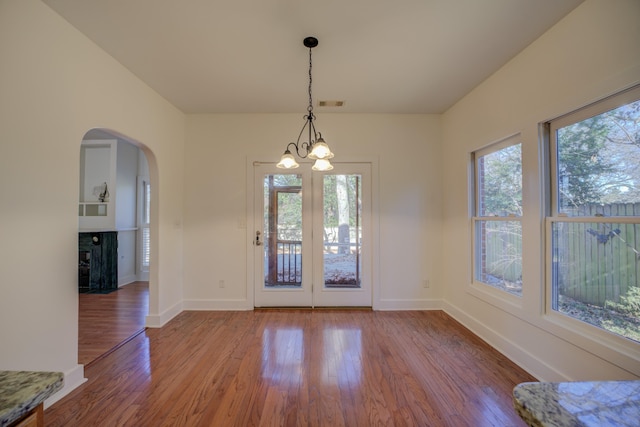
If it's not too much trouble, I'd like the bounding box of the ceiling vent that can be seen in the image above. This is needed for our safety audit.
[319,100,345,107]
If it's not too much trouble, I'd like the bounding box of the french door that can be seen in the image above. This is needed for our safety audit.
[253,162,371,307]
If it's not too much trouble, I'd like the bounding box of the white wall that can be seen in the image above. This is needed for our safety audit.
[441,0,640,381]
[116,141,139,230]
[183,114,443,310]
[0,0,185,403]
[116,141,140,285]
[3,0,638,408]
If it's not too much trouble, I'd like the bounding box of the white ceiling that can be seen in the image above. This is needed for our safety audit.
[42,0,583,114]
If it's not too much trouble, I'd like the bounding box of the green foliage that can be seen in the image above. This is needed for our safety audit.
[264,174,303,240]
[559,295,640,343]
[323,175,361,228]
[557,116,612,209]
[557,100,640,209]
[479,144,522,216]
[605,286,640,318]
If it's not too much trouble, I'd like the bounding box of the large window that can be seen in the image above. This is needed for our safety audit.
[548,85,640,343]
[472,136,522,296]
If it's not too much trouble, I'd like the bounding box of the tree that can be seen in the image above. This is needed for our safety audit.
[557,100,640,209]
[336,175,350,254]
[599,100,640,204]
[557,116,612,210]
[480,143,522,216]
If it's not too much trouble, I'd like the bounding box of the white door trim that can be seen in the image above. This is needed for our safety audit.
[247,158,380,309]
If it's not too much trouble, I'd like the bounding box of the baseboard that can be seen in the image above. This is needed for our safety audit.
[44,364,86,408]
[375,298,443,311]
[441,300,568,382]
[183,299,253,311]
[118,275,137,287]
[145,300,183,328]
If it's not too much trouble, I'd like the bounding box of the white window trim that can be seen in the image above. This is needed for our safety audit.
[544,85,640,363]
[470,134,523,306]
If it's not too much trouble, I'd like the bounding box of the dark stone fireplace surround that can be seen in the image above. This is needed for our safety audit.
[78,231,118,293]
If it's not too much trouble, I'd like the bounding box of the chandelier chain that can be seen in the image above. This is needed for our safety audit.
[307,46,313,116]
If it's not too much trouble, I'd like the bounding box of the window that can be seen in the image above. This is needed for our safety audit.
[472,136,522,296]
[548,85,640,343]
[139,179,151,271]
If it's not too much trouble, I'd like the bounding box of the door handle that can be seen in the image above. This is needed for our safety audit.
[255,231,263,246]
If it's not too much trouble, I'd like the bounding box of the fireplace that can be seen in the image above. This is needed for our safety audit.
[78,231,118,293]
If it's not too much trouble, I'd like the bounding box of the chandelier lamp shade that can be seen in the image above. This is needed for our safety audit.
[277,36,334,171]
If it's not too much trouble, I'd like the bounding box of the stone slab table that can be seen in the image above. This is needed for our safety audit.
[513,380,640,427]
[0,371,63,427]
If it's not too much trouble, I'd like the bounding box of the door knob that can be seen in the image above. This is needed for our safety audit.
[255,231,263,246]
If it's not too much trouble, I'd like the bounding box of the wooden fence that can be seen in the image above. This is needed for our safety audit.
[554,203,640,307]
[483,203,640,307]
[483,220,522,284]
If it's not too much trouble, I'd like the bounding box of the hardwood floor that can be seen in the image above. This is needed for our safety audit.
[79,281,149,366]
[50,309,535,426]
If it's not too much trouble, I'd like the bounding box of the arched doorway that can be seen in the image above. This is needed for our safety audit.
[78,128,153,365]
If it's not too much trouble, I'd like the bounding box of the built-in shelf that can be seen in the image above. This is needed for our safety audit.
[79,202,108,217]
[79,140,117,229]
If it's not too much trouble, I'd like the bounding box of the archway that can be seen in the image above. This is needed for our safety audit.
[78,128,156,365]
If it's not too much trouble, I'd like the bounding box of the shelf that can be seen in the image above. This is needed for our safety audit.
[79,203,108,217]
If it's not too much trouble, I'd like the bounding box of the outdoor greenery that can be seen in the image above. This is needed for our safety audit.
[264,174,302,241]
[323,175,360,229]
[478,96,640,342]
[263,173,361,286]
[552,97,640,342]
[558,100,640,211]
[557,116,613,210]
[479,143,522,216]
[476,142,523,295]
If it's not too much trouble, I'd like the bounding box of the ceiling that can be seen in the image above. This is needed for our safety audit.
[42,0,583,114]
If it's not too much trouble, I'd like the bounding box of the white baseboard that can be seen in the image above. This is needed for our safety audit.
[441,300,568,382]
[145,300,183,328]
[375,298,443,311]
[118,275,137,287]
[44,364,86,408]
[183,299,253,311]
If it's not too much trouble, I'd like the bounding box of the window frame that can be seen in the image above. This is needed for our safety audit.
[545,84,640,348]
[137,177,151,274]
[471,134,523,300]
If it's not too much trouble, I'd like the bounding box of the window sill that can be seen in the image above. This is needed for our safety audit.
[467,280,523,314]
[542,309,640,377]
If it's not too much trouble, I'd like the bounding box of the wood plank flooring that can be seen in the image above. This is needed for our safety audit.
[79,281,149,366]
[50,309,535,426]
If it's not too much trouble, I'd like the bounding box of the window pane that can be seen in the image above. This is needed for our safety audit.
[475,220,522,296]
[323,174,362,288]
[142,227,150,268]
[263,174,302,287]
[477,143,522,216]
[143,181,150,224]
[557,99,640,215]
[551,221,640,343]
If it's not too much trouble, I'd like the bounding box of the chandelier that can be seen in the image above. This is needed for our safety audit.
[277,36,334,171]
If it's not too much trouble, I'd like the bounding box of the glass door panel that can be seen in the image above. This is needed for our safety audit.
[322,174,362,288]
[254,165,312,307]
[313,164,371,307]
[264,175,302,288]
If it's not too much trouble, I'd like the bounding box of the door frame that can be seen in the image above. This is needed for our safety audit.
[246,158,380,309]
[252,163,313,307]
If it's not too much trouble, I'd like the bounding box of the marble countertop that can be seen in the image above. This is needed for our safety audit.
[513,380,640,427]
[0,371,63,426]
